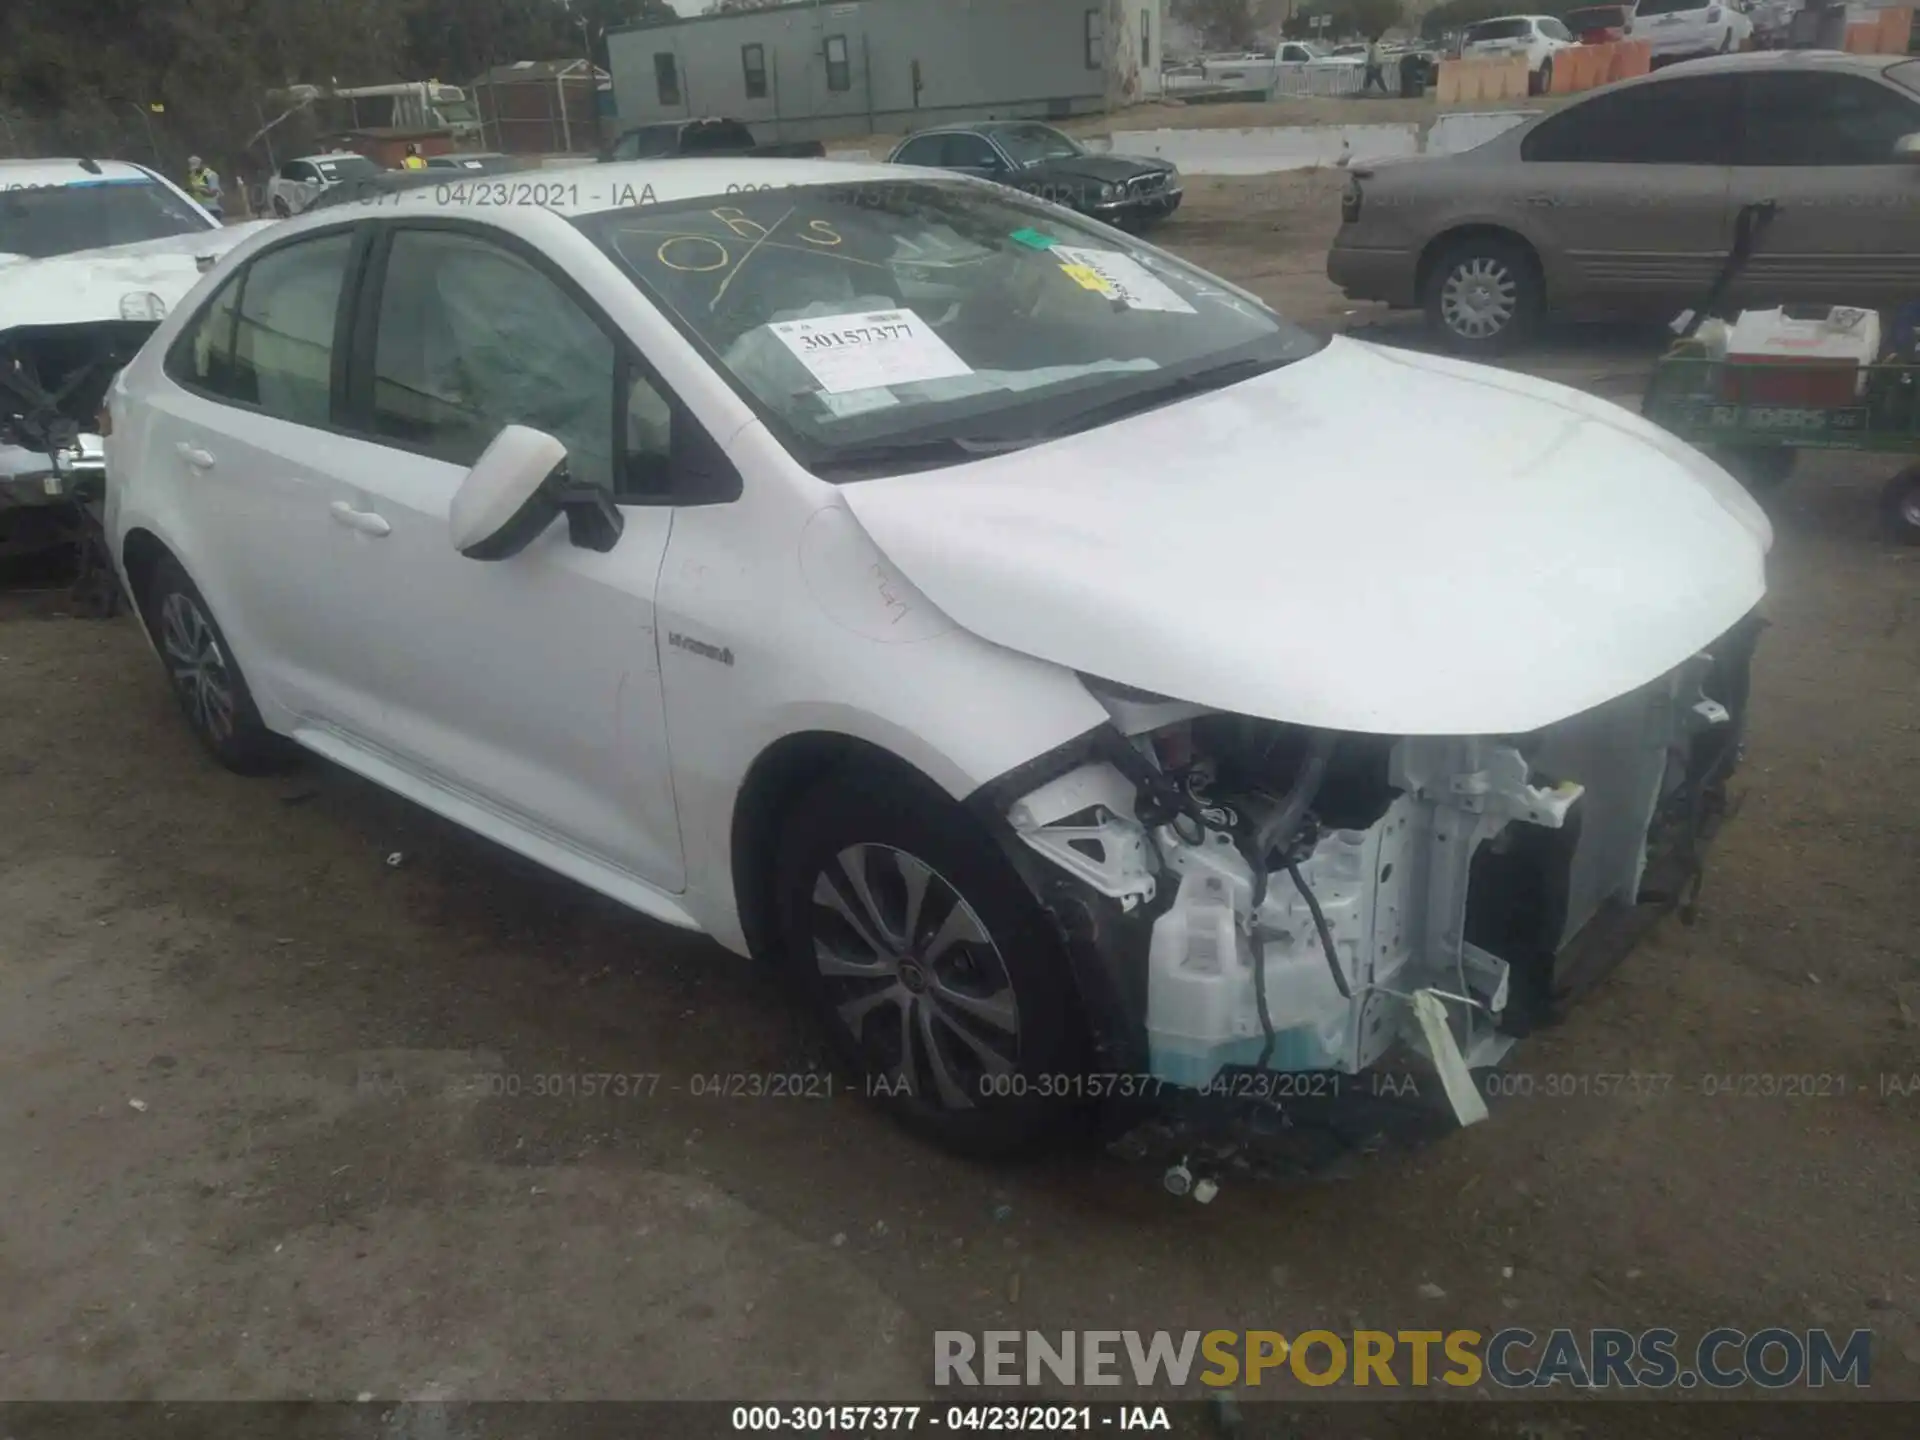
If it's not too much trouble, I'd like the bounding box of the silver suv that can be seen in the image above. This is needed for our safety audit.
[1327,51,1920,353]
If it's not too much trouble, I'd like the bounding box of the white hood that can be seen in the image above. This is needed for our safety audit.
[839,338,1770,737]
[0,222,270,330]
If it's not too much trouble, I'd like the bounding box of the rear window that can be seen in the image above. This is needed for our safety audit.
[680,120,757,154]
[314,156,378,183]
[1635,0,1706,15]
[1565,5,1628,24]
[0,177,214,260]
[1464,18,1531,41]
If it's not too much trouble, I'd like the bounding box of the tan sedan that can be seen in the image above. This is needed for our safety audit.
[1327,51,1920,353]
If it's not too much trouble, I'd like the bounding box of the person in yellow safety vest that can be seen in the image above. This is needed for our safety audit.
[185,155,224,219]
[402,144,427,171]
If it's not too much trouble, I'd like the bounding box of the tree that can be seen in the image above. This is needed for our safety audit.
[567,0,677,68]
[1347,0,1403,39]
[1169,0,1258,50]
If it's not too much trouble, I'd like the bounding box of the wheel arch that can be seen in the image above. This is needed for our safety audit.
[1415,222,1546,304]
[121,526,177,622]
[728,730,968,965]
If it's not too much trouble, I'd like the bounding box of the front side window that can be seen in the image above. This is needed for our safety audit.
[992,124,1083,167]
[655,52,681,107]
[1522,75,1736,163]
[166,272,246,399]
[1892,59,1920,98]
[0,178,214,260]
[1739,72,1920,165]
[576,180,1322,479]
[367,229,618,492]
[230,232,354,427]
[743,43,768,99]
[943,133,1003,169]
[824,35,851,92]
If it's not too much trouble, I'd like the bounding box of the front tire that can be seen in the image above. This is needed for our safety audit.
[772,771,1088,1157]
[143,556,298,775]
[1424,234,1542,356]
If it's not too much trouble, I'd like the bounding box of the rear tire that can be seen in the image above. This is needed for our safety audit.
[1533,58,1554,95]
[142,556,298,775]
[1881,466,1920,546]
[1423,233,1542,356]
[271,195,291,218]
[772,769,1089,1158]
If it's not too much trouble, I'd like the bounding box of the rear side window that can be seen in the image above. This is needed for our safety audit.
[166,273,246,399]
[366,229,618,491]
[1522,75,1737,163]
[893,134,945,166]
[1738,71,1920,165]
[230,232,354,428]
[1539,18,1574,40]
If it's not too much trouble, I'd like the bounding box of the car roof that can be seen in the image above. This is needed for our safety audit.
[0,157,161,186]
[1634,48,1900,75]
[272,157,908,227]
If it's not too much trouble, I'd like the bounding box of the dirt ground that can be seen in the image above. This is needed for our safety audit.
[2,174,1918,1428]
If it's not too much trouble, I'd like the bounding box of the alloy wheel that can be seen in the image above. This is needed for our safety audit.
[158,591,236,744]
[810,843,1021,1110]
[1441,256,1519,341]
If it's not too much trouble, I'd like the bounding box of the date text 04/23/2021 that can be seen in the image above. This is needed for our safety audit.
[729,1406,1171,1432]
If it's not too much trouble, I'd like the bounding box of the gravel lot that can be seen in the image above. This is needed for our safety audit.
[2,172,1917,1430]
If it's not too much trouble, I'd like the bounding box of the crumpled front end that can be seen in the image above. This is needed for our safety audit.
[0,321,150,555]
[990,613,1763,1131]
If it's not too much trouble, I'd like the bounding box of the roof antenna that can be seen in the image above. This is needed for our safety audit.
[79,157,102,174]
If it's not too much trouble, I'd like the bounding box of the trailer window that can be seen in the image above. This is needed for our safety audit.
[824,35,851,93]
[743,43,768,100]
[655,52,681,107]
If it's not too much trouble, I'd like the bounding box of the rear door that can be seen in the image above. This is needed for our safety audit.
[147,225,376,728]
[1516,72,1737,317]
[1728,67,1920,309]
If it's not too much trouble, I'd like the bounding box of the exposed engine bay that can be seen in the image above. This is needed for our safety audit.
[0,321,152,558]
[1002,615,1763,1131]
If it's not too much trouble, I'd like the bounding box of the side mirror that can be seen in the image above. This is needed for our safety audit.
[449,424,625,561]
[1896,133,1920,165]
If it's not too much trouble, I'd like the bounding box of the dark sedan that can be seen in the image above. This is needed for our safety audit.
[885,121,1182,229]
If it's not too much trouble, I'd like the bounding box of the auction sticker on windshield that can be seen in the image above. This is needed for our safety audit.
[1050,246,1195,314]
[770,308,972,394]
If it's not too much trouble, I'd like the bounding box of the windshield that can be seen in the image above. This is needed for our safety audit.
[437,100,479,124]
[315,156,379,184]
[0,178,213,260]
[576,180,1321,478]
[987,124,1084,167]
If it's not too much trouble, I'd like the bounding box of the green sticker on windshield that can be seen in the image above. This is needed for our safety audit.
[1009,228,1057,250]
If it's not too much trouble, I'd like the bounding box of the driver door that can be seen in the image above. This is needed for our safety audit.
[317,222,686,889]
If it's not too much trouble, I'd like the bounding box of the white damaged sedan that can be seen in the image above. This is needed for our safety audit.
[105,160,1769,1155]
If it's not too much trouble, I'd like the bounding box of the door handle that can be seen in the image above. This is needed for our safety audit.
[176,442,215,470]
[329,500,391,537]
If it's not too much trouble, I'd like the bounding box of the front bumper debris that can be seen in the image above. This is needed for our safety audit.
[997,617,1760,1139]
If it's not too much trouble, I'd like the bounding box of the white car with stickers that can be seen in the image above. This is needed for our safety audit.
[1,158,268,558]
[105,159,1769,1157]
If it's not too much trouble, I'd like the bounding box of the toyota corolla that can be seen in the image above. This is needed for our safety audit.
[104,159,1769,1156]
